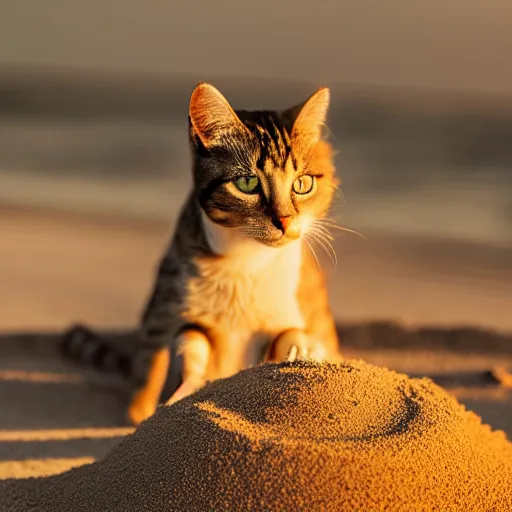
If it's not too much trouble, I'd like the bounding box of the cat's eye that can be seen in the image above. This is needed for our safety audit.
[293,175,315,195]
[234,176,259,194]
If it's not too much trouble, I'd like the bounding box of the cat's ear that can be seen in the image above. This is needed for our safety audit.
[286,87,330,146]
[189,83,247,148]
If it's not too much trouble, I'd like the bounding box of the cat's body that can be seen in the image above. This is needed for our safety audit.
[144,194,338,376]
[61,83,341,424]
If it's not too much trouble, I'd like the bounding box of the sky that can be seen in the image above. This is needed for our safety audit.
[0,0,511,93]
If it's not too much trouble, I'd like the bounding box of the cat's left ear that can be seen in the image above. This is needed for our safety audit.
[285,87,330,147]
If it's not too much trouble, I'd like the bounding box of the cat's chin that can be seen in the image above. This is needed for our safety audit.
[253,234,301,249]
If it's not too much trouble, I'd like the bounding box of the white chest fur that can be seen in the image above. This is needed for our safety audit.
[185,214,305,337]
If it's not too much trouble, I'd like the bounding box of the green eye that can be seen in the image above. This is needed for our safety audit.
[293,175,315,195]
[234,176,259,194]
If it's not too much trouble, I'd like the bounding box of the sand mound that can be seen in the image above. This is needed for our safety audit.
[2,360,512,511]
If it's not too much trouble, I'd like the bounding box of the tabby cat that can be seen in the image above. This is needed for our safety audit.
[61,82,342,425]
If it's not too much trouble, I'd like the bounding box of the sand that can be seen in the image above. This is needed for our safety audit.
[2,360,511,511]
[2,206,512,508]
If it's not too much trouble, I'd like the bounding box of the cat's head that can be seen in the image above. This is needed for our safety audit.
[189,83,337,249]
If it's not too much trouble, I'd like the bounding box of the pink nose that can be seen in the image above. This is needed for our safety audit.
[279,216,292,231]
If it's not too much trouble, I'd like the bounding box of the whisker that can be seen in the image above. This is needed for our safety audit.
[308,229,337,267]
[310,223,335,241]
[309,221,339,262]
[303,236,321,271]
[325,225,367,239]
[311,236,336,267]
[317,219,367,240]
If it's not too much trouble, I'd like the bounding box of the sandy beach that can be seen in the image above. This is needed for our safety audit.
[1,3,511,505]
[1,205,511,483]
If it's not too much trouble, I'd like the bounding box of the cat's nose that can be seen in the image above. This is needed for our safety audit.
[272,215,300,239]
[279,216,293,232]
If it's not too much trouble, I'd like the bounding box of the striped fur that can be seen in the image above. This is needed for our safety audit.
[61,83,341,425]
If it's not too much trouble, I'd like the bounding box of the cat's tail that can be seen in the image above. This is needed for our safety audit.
[59,324,142,380]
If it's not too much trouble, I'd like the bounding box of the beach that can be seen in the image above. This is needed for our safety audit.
[1,205,511,481]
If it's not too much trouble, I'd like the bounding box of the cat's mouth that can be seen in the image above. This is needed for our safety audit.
[250,217,310,247]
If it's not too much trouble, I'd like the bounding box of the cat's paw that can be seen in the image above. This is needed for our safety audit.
[267,328,326,363]
[165,377,206,406]
[286,344,326,363]
[286,345,300,362]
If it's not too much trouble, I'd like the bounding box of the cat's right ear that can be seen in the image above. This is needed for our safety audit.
[189,83,247,148]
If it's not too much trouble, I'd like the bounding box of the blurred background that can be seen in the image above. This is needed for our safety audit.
[1,0,511,333]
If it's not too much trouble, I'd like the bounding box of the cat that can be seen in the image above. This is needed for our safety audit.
[61,82,342,425]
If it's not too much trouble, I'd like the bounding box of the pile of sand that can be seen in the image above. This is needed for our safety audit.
[2,360,512,511]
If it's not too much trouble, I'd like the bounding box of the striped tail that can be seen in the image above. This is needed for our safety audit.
[59,325,137,379]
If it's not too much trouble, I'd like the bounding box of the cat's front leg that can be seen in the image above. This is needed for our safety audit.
[165,328,211,406]
[128,328,211,425]
[128,346,171,425]
[265,328,327,363]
